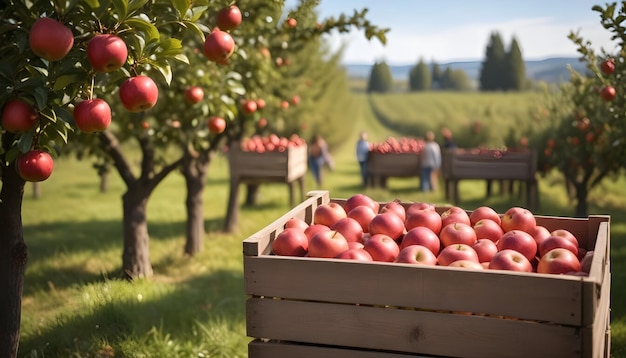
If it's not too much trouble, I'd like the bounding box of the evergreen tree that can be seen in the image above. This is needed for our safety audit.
[408,58,431,91]
[505,36,526,90]
[367,60,393,93]
[479,32,507,91]
[431,61,442,89]
[440,67,472,90]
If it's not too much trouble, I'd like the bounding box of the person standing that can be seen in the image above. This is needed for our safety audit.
[356,130,370,187]
[308,134,332,187]
[441,127,456,149]
[420,130,442,192]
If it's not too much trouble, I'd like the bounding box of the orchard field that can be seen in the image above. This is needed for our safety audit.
[19,90,626,356]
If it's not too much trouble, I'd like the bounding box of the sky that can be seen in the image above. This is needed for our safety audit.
[305,0,619,65]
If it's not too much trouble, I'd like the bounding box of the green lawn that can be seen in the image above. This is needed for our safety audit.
[18,91,625,357]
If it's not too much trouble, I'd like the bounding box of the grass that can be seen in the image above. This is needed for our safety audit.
[19,91,625,357]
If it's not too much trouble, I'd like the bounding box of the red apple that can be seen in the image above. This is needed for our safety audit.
[17,150,54,182]
[304,224,330,241]
[257,118,267,128]
[87,34,128,73]
[347,205,377,233]
[601,85,616,101]
[119,75,159,112]
[29,17,74,61]
[280,100,289,109]
[344,193,379,214]
[348,241,365,250]
[242,100,257,114]
[472,218,504,243]
[439,222,477,247]
[73,98,111,133]
[394,245,437,265]
[216,5,242,31]
[363,234,400,262]
[448,260,484,270]
[405,208,442,235]
[528,225,551,249]
[440,206,471,228]
[537,248,581,274]
[496,230,537,261]
[256,99,266,110]
[2,99,38,133]
[271,228,308,257]
[331,217,364,243]
[472,239,498,263]
[488,249,532,272]
[400,226,441,256]
[203,27,235,63]
[185,86,204,104]
[308,230,349,258]
[601,58,615,75]
[437,244,479,266]
[207,116,226,134]
[291,95,301,106]
[549,229,579,247]
[405,202,435,216]
[368,212,405,241]
[580,251,594,273]
[335,248,373,261]
[380,200,406,222]
[500,206,536,233]
[313,202,347,228]
[469,206,501,226]
[538,235,579,258]
[286,18,297,28]
[284,217,309,231]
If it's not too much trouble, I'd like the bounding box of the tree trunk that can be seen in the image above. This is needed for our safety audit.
[32,182,41,199]
[181,152,210,256]
[100,170,109,193]
[122,188,153,279]
[574,183,589,218]
[0,158,26,358]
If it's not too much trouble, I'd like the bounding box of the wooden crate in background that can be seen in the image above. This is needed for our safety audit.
[243,190,611,358]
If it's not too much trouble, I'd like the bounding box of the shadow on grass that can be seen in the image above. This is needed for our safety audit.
[24,217,227,295]
[19,268,246,357]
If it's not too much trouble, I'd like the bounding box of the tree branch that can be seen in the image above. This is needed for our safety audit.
[98,131,136,186]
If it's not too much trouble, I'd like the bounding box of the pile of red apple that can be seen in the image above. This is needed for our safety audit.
[238,133,306,153]
[272,194,593,276]
[369,137,424,154]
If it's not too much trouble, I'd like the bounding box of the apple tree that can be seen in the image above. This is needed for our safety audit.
[0,1,216,356]
[536,2,626,217]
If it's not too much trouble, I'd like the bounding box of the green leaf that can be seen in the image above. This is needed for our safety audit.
[33,87,48,111]
[152,61,173,85]
[158,38,183,57]
[111,0,129,19]
[183,21,206,42]
[128,0,149,16]
[54,74,83,92]
[189,6,209,22]
[173,54,189,64]
[125,18,160,43]
[171,0,189,17]
[41,108,58,123]
[17,133,33,153]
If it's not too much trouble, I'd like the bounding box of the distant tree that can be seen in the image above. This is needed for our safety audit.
[367,60,393,93]
[440,67,472,91]
[505,36,526,90]
[431,61,443,89]
[408,58,431,91]
[479,32,507,91]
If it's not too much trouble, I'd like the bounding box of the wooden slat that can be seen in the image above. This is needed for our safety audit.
[244,255,588,326]
[584,268,610,357]
[246,297,582,358]
[368,153,420,177]
[248,339,429,358]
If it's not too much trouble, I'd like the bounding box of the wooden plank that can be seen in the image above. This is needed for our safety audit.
[368,152,420,177]
[244,255,588,326]
[248,339,428,358]
[583,268,610,357]
[246,297,582,358]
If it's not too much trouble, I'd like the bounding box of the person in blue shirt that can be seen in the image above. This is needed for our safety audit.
[356,130,370,188]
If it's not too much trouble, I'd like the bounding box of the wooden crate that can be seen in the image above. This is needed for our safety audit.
[243,190,611,358]
[367,152,420,187]
[228,143,307,183]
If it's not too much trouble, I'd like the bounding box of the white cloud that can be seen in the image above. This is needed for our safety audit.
[324,16,618,64]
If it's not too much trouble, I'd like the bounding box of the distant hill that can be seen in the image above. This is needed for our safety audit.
[343,57,587,84]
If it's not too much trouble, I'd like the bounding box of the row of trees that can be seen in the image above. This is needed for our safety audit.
[479,32,526,91]
[367,31,526,93]
[0,1,388,357]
